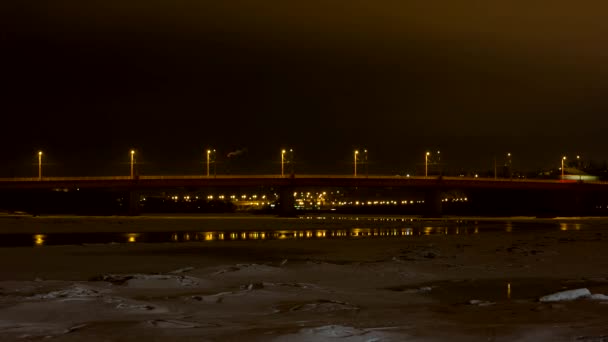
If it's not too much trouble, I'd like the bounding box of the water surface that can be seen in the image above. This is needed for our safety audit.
[0,216,602,247]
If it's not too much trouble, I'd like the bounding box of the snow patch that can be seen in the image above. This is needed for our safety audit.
[400,286,433,294]
[102,296,169,313]
[305,325,365,338]
[273,324,406,342]
[94,274,201,288]
[469,299,496,307]
[289,300,359,313]
[264,282,323,290]
[212,263,281,276]
[29,285,105,301]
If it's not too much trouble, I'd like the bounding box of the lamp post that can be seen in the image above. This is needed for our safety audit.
[425,152,430,178]
[507,152,512,179]
[354,150,359,177]
[561,156,566,180]
[288,149,293,175]
[130,150,135,179]
[206,149,212,177]
[280,149,294,176]
[37,151,42,180]
[576,155,582,181]
[363,149,368,177]
[437,150,441,176]
[281,149,286,176]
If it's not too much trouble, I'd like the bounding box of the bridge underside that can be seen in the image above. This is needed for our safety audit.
[0,183,607,217]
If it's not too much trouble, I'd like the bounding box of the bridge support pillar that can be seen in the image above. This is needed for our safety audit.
[128,190,140,216]
[423,189,442,218]
[277,186,296,217]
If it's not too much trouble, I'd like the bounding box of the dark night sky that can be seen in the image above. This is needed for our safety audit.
[2,1,608,176]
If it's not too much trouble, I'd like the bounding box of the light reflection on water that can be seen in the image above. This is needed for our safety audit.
[11,218,598,247]
[560,222,582,231]
[33,234,46,246]
[167,227,452,243]
[126,233,139,243]
[21,226,477,247]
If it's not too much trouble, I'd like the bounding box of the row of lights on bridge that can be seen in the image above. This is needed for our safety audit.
[32,150,581,180]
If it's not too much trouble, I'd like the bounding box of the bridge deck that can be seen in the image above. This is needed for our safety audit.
[0,175,605,191]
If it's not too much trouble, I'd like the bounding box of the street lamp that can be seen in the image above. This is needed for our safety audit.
[425,152,430,178]
[354,150,359,177]
[363,149,368,177]
[507,152,512,179]
[281,149,286,176]
[130,150,135,179]
[37,151,42,180]
[206,149,215,177]
[280,149,293,176]
[436,150,442,175]
[561,156,566,180]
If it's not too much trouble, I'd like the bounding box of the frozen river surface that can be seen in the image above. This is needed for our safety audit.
[0,215,608,341]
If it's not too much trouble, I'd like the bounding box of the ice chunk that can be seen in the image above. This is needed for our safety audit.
[402,286,433,294]
[589,293,608,301]
[469,299,495,306]
[539,288,591,302]
[168,267,194,274]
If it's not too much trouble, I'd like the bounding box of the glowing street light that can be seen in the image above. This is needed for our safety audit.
[206,149,211,176]
[281,149,286,176]
[362,149,368,177]
[281,149,293,176]
[130,150,136,179]
[354,150,359,177]
[425,152,430,178]
[37,151,43,180]
[507,152,512,179]
[206,149,216,177]
[561,156,566,180]
[436,150,442,176]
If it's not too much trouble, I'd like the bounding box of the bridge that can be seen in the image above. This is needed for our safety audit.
[1,175,607,217]
[0,174,604,190]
